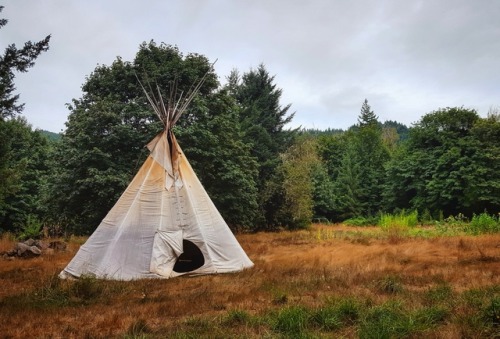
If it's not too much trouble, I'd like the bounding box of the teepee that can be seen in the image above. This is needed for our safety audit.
[59,77,254,280]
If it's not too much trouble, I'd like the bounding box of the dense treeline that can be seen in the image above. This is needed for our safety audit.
[1,19,499,235]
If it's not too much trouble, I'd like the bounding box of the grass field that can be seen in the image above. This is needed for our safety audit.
[1,224,499,338]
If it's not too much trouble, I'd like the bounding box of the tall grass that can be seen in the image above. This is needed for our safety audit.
[379,210,419,229]
[1,226,499,337]
[466,212,500,235]
[378,210,418,240]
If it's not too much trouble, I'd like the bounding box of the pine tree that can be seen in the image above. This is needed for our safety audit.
[358,99,378,127]
[228,64,297,228]
[0,6,50,119]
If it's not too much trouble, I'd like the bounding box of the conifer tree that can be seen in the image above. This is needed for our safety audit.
[358,99,378,127]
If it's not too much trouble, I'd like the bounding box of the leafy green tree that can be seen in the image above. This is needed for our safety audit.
[0,118,50,232]
[381,127,400,155]
[49,42,258,233]
[384,107,499,217]
[468,111,500,213]
[313,133,348,220]
[382,120,409,141]
[263,136,318,229]
[316,133,347,180]
[47,58,158,233]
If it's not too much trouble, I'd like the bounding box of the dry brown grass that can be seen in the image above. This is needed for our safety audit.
[1,225,499,338]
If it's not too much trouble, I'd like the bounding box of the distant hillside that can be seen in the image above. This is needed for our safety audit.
[303,127,345,136]
[382,120,409,141]
[39,130,62,141]
[304,120,409,141]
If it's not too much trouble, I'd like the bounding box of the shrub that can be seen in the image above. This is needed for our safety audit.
[379,210,418,229]
[378,210,418,241]
[17,214,43,240]
[466,213,499,235]
[343,216,377,226]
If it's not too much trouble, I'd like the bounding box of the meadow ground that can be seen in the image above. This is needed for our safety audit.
[0,224,499,338]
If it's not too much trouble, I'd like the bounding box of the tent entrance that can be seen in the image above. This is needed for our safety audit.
[173,239,205,273]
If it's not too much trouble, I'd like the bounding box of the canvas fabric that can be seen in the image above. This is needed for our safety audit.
[59,131,253,280]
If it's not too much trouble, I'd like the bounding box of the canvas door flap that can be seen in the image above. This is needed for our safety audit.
[150,230,183,277]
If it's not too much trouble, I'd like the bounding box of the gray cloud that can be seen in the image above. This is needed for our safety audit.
[2,0,499,132]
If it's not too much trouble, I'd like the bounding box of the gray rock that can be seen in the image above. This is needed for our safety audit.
[14,242,41,257]
[24,238,35,246]
[34,240,48,250]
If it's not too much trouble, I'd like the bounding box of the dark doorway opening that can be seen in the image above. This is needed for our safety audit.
[173,239,205,273]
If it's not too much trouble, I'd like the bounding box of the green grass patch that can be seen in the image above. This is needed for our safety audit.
[379,210,418,228]
[424,283,454,305]
[272,305,311,337]
[224,309,251,325]
[344,216,378,226]
[466,212,500,235]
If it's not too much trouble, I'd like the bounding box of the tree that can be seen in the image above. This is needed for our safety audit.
[228,64,297,227]
[358,99,378,127]
[0,6,50,119]
[383,107,499,217]
[173,90,259,230]
[263,136,318,229]
[49,42,259,233]
[0,118,50,232]
[469,111,500,212]
[334,101,390,219]
[314,133,348,221]
[333,134,365,219]
[0,6,51,232]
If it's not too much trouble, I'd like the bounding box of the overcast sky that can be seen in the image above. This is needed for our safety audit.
[2,1,499,132]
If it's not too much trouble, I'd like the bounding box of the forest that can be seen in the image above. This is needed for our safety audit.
[1,15,499,238]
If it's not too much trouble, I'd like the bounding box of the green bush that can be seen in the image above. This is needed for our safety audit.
[466,213,499,235]
[343,216,377,226]
[379,210,418,229]
[17,214,43,240]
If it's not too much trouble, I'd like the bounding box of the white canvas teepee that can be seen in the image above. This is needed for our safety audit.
[59,79,254,280]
